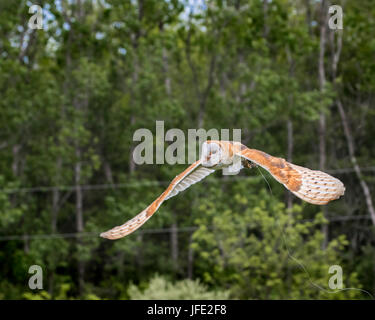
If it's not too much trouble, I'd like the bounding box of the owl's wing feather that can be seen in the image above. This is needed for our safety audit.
[285,163,345,205]
[165,166,214,200]
[237,147,345,205]
[100,160,214,240]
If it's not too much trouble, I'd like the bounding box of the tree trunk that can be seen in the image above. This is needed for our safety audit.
[263,0,269,39]
[128,48,138,174]
[75,149,84,233]
[52,187,59,233]
[103,161,114,185]
[326,8,375,227]
[319,0,328,249]
[185,18,217,129]
[285,47,294,211]
[286,119,293,210]
[135,233,143,276]
[171,211,179,273]
[336,100,375,226]
[187,232,194,279]
[75,146,85,295]
[162,46,171,96]
[336,98,375,294]
[12,144,21,177]
[128,1,142,174]
[48,273,54,296]
[160,28,179,273]
[50,156,61,296]
[304,0,312,36]
[52,157,62,233]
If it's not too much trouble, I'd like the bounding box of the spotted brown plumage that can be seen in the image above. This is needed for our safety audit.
[100,140,345,240]
[237,146,345,204]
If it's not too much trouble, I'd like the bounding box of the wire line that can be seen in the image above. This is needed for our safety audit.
[0,215,371,241]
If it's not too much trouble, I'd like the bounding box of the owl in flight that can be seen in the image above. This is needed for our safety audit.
[100,141,345,240]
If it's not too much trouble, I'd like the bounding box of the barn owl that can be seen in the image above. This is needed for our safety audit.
[100,141,345,240]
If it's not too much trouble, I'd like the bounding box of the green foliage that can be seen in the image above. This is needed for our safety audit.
[0,0,374,300]
[128,275,229,300]
[23,284,100,300]
[191,180,361,299]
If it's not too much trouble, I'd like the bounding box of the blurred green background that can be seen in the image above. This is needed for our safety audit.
[0,0,374,299]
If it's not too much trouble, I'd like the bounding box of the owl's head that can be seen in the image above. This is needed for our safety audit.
[201,141,223,167]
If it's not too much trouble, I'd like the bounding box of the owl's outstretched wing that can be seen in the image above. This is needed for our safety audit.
[237,146,345,205]
[100,160,214,240]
